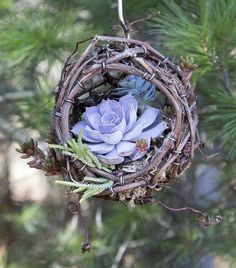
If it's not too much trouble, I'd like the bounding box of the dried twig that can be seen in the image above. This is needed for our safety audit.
[156,198,223,228]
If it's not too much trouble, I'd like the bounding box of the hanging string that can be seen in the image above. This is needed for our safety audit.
[117,0,130,38]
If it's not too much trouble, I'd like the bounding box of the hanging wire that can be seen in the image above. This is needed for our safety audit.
[117,0,130,38]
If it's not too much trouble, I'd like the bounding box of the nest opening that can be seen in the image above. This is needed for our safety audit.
[51,35,199,203]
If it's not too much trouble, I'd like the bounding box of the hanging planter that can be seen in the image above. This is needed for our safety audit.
[48,34,199,203]
[17,0,221,253]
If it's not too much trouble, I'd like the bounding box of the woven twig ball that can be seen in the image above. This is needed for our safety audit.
[51,35,199,204]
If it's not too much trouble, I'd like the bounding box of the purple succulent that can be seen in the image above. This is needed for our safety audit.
[71,94,167,165]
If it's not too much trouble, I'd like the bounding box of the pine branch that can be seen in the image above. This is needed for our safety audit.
[222,66,232,95]
[0,90,37,103]
[152,0,236,76]
[204,90,236,158]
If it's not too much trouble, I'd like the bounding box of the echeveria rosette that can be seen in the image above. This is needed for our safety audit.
[112,75,157,105]
[71,94,167,165]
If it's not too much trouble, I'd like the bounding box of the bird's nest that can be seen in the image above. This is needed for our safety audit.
[48,35,199,205]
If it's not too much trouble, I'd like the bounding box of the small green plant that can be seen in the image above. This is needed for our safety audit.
[49,130,114,173]
[180,56,198,71]
[55,177,113,203]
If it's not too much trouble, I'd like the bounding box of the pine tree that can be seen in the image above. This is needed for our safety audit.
[152,0,236,157]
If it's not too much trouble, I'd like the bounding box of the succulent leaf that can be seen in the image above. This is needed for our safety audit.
[72,94,167,165]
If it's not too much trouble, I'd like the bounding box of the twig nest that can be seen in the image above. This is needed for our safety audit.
[51,35,199,204]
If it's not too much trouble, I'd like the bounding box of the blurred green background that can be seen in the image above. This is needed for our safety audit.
[0,0,236,267]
